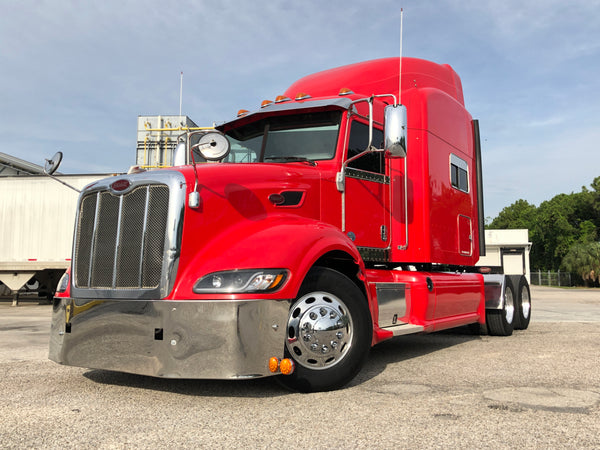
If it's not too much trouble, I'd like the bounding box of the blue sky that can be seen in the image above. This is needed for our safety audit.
[1,0,599,219]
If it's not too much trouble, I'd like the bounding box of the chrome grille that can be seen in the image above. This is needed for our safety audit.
[74,184,170,290]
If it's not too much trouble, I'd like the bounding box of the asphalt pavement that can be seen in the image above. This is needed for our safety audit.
[1,286,599,448]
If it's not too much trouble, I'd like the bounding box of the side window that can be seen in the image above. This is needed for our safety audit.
[347,121,385,174]
[450,154,469,192]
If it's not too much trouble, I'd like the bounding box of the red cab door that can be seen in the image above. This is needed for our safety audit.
[343,120,391,253]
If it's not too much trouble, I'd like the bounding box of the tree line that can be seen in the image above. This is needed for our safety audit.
[488,176,600,287]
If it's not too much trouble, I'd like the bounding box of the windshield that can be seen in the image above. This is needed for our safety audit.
[222,111,341,163]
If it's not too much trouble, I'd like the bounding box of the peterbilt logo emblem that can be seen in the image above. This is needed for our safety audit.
[111,179,131,192]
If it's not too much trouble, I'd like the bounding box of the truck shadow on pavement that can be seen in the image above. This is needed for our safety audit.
[82,326,481,397]
[350,326,481,388]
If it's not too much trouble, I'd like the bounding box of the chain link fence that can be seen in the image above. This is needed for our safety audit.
[530,271,573,287]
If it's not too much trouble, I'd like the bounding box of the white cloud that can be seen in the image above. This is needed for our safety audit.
[524,116,566,128]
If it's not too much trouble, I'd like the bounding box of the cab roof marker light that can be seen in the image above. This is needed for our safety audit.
[275,95,291,103]
[295,92,311,101]
[261,100,274,108]
[237,109,249,117]
[338,88,354,96]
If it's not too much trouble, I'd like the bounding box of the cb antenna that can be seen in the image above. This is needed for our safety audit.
[398,8,404,106]
[179,71,183,116]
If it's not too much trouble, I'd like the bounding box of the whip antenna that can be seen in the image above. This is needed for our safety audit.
[399,8,403,106]
[179,71,183,116]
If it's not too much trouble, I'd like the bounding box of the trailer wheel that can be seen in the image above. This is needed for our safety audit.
[486,276,515,336]
[514,276,531,330]
[278,267,372,392]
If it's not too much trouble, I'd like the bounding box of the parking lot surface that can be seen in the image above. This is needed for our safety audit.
[1,286,599,448]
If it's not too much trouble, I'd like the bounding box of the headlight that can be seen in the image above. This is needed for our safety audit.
[193,269,288,294]
[56,272,70,294]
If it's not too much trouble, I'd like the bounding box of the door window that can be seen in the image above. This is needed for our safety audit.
[347,121,385,174]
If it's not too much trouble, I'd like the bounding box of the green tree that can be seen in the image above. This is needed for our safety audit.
[534,194,577,271]
[487,177,600,272]
[578,220,597,244]
[591,176,600,223]
[561,242,600,287]
[488,199,536,230]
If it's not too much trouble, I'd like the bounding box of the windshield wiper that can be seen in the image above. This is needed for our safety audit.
[264,156,317,166]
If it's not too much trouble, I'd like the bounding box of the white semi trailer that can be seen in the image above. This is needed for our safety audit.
[0,174,115,304]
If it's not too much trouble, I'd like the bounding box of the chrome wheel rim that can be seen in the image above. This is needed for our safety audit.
[286,291,354,370]
[521,287,531,319]
[505,287,515,324]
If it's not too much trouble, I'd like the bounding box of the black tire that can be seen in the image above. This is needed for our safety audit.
[486,276,515,336]
[514,276,531,330]
[277,267,372,393]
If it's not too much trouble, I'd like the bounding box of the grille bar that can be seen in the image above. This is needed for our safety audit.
[111,194,125,288]
[138,186,151,287]
[83,192,101,288]
[74,183,170,291]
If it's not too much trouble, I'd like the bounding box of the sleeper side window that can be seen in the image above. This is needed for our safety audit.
[450,154,469,193]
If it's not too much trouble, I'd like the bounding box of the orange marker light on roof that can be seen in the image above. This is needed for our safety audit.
[261,100,274,108]
[338,87,354,96]
[294,92,311,101]
[237,109,249,117]
[275,95,291,103]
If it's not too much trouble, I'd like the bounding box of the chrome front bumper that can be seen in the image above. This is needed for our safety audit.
[49,297,290,379]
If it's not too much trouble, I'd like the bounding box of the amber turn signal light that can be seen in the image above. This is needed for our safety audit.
[280,358,295,375]
[268,357,295,375]
[268,357,280,373]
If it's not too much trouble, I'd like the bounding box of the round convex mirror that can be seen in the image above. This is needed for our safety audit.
[195,132,231,161]
[44,151,63,175]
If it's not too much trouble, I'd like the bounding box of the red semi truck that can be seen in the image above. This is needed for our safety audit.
[49,57,531,392]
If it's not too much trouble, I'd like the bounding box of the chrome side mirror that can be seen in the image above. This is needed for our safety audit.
[384,104,407,158]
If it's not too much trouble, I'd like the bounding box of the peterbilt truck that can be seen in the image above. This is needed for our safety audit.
[49,57,531,392]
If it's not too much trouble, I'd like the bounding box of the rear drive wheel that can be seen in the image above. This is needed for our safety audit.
[486,276,515,336]
[277,267,372,392]
[514,276,531,330]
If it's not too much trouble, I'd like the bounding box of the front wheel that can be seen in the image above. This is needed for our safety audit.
[277,267,372,392]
